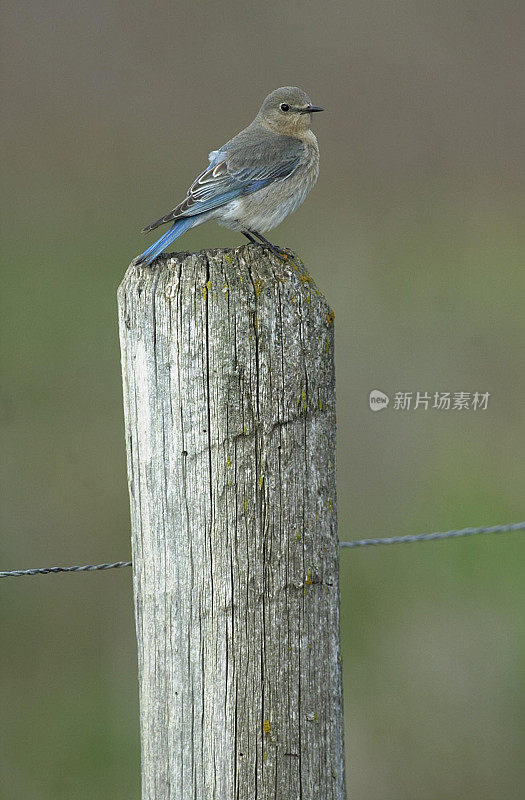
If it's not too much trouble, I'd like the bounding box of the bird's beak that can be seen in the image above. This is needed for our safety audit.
[301,104,324,114]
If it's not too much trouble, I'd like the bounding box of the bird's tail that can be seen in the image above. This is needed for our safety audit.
[131,217,195,267]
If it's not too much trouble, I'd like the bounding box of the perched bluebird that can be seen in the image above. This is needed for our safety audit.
[132,87,323,266]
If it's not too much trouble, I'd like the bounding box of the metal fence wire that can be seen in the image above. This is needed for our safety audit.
[1,521,524,578]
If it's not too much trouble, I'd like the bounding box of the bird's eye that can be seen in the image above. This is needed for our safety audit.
[280,103,290,112]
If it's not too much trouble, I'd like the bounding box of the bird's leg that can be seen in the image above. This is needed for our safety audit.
[249,230,290,260]
[242,230,259,245]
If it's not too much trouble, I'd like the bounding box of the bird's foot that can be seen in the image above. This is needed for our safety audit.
[244,230,292,261]
[263,242,293,261]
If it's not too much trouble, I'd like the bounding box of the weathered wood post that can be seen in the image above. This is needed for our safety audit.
[118,245,345,800]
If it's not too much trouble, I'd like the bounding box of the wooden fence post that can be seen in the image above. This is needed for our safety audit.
[118,245,346,800]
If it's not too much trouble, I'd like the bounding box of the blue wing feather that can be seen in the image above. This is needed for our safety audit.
[141,133,303,233]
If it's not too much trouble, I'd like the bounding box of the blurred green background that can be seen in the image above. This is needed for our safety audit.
[2,1,524,797]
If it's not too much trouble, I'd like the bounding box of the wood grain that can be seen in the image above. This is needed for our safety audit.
[118,245,345,799]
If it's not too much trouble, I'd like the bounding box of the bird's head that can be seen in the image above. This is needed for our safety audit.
[256,87,323,136]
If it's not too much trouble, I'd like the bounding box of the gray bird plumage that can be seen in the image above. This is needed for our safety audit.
[133,87,322,266]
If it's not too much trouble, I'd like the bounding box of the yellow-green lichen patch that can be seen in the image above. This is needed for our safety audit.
[289,253,304,269]
[263,719,271,735]
[297,270,313,285]
[253,279,262,297]
[326,309,335,325]
[201,280,212,301]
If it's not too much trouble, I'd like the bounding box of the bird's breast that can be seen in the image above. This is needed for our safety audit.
[221,142,319,233]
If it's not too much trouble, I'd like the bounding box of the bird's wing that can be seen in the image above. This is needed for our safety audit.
[141,135,304,234]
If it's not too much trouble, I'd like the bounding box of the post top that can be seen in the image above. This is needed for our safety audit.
[119,244,334,321]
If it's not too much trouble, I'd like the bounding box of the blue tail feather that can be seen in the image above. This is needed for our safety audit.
[132,217,195,267]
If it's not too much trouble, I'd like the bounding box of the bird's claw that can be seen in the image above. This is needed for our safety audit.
[263,243,292,261]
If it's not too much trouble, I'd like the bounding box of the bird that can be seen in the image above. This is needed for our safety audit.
[132,87,323,267]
